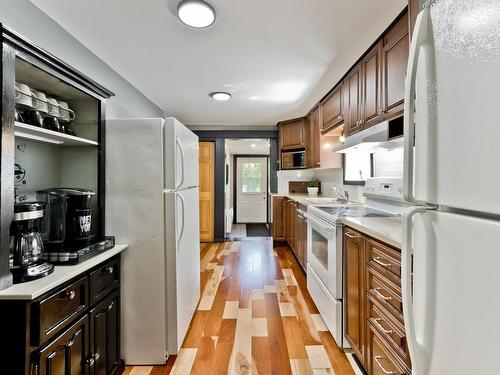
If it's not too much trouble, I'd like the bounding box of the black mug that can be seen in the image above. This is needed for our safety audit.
[23,110,43,128]
[43,117,61,132]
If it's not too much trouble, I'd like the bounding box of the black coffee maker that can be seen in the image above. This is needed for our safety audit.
[37,188,96,261]
[9,202,54,283]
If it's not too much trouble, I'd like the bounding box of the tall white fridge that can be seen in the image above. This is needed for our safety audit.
[403,1,500,374]
[105,117,200,364]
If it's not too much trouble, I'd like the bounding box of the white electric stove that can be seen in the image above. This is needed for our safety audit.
[304,177,409,348]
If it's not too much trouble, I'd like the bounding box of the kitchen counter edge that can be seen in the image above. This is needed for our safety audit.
[0,244,128,300]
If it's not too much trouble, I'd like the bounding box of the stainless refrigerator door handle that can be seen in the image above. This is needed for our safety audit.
[402,206,430,375]
[403,7,430,205]
[176,137,185,190]
[176,192,186,249]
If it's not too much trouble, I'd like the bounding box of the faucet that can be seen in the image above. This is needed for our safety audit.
[331,187,350,203]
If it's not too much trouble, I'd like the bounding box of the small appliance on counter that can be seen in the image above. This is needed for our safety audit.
[37,188,115,264]
[9,202,54,283]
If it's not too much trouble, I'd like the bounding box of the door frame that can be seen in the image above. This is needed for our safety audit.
[193,130,278,242]
[233,154,270,225]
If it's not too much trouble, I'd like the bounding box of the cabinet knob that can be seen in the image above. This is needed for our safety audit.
[94,352,100,361]
[64,290,76,300]
[86,355,95,367]
[106,266,114,274]
[337,114,342,119]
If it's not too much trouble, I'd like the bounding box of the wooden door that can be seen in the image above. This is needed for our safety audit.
[344,228,366,365]
[381,12,409,120]
[279,118,305,150]
[90,291,120,375]
[293,205,302,264]
[321,84,343,132]
[296,209,307,270]
[362,42,383,127]
[306,105,321,168]
[346,65,363,136]
[199,142,215,242]
[37,315,90,375]
[272,196,285,240]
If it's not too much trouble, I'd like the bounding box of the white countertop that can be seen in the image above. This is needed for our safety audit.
[0,244,128,300]
[273,193,402,248]
[340,217,402,248]
[271,193,340,207]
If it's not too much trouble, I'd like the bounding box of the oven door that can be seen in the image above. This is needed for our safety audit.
[306,213,342,299]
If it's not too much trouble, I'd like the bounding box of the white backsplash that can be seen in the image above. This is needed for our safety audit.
[277,147,404,202]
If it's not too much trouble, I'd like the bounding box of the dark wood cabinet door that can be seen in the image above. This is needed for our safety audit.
[346,65,363,136]
[321,84,343,132]
[298,211,307,270]
[272,196,285,240]
[306,106,321,168]
[90,291,120,375]
[362,42,383,127]
[37,315,90,375]
[344,228,366,365]
[279,118,305,150]
[382,18,409,120]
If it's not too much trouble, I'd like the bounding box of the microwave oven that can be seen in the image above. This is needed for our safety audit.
[281,150,306,169]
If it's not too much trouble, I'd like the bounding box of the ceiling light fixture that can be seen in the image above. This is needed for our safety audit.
[251,143,256,148]
[209,92,231,101]
[177,0,216,28]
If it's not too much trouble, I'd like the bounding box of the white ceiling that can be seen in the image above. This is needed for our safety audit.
[226,139,270,155]
[31,0,406,126]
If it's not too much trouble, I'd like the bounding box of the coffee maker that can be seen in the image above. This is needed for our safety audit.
[37,188,96,262]
[9,202,54,283]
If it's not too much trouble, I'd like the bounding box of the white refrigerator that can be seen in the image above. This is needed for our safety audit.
[403,2,500,374]
[105,117,200,364]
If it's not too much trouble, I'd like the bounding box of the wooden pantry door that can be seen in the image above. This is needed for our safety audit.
[198,142,215,242]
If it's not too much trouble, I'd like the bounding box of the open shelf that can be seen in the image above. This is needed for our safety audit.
[14,122,98,146]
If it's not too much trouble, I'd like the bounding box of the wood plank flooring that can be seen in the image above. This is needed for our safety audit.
[125,240,355,375]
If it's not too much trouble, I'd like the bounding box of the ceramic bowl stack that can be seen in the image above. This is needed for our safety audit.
[15,82,76,135]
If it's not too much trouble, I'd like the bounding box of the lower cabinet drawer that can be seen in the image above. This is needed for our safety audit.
[89,257,120,305]
[368,323,410,375]
[367,294,411,366]
[367,267,403,321]
[33,276,88,345]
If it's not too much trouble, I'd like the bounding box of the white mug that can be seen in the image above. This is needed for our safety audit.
[46,98,60,118]
[58,101,75,122]
[31,90,49,114]
[15,82,34,108]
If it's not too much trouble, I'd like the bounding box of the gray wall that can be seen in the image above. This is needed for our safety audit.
[1,0,163,118]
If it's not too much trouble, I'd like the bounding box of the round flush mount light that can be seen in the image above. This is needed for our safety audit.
[209,92,231,101]
[177,0,216,28]
[251,143,257,148]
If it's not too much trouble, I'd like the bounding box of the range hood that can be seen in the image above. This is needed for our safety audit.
[334,120,403,153]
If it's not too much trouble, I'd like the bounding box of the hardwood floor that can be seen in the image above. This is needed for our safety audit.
[125,240,355,374]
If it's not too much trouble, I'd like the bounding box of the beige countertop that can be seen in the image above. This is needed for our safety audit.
[340,216,402,248]
[270,193,344,207]
[272,193,402,248]
[0,244,128,300]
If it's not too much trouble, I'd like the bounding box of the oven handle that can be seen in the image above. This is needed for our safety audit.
[303,212,335,232]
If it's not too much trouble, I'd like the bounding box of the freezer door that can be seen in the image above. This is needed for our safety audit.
[405,4,500,214]
[164,117,199,190]
[403,209,500,374]
[165,188,200,354]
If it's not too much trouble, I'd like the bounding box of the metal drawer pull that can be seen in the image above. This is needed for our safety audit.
[94,352,100,361]
[64,290,76,300]
[373,256,392,268]
[345,233,359,240]
[373,288,392,301]
[374,356,396,374]
[374,318,393,334]
[106,266,114,274]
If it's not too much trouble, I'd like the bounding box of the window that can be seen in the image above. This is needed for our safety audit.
[241,162,262,192]
[343,151,373,185]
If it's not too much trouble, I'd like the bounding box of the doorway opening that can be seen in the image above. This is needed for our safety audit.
[224,139,271,240]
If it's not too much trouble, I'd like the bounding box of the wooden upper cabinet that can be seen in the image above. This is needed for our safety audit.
[382,12,410,120]
[345,65,363,136]
[279,118,305,150]
[306,105,321,168]
[321,83,343,132]
[361,42,383,127]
